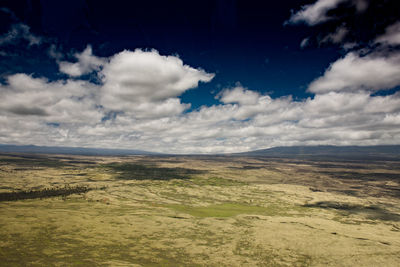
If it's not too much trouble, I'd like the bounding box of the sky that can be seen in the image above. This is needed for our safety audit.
[0,0,400,153]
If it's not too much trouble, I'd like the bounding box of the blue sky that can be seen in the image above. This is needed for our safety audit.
[0,0,400,153]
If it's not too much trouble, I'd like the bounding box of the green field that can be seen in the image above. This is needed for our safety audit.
[0,154,399,266]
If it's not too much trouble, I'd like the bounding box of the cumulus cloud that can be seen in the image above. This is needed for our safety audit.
[0,47,218,151]
[0,73,102,122]
[277,0,400,153]
[57,46,212,118]
[58,45,105,76]
[100,49,214,116]
[1,72,400,152]
[0,23,41,47]
[141,90,400,153]
[308,52,400,93]
[218,85,260,105]
[2,43,400,153]
[375,21,400,46]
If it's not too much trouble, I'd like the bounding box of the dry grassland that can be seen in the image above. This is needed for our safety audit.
[0,154,399,266]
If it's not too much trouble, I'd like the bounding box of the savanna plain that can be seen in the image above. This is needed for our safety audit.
[0,153,400,266]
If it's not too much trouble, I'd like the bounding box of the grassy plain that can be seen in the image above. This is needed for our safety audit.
[0,153,399,266]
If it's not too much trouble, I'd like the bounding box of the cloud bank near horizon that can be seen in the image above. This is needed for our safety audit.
[0,44,399,153]
[1,0,400,153]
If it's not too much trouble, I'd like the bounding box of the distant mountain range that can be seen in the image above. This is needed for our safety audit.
[236,145,400,160]
[1,144,399,159]
[0,144,157,156]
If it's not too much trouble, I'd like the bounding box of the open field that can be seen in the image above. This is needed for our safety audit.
[0,153,400,266]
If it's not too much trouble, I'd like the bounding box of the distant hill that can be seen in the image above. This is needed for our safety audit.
[2,144,399,159]
[0,144,158,156]
[236,145,400,160]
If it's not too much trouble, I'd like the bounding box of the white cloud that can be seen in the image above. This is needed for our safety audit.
[124,98,191,119]
[308,52,400,93]
[353,0,368,12]
[100,49,214,116]
[321,25,348,44]
[0,73,102,123]
[57,47,210,119]
[286,0,368,26]
[2,46,400,153]
[218,85,260,105]
[58,45,105,76]
[286,0,347,26]
[342,42,357,50]
[0,23,41,47]
[300,37,310,48]
[48,44,63,60]
[1,78,400,152]
[375,21,400,46]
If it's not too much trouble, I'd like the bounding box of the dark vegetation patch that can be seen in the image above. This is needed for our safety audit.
[66,160,96,165]
[0,185,91,202]
[170,176,246,187]
[326,183,400,198]
[228,165,264,170]
[311,163,369,169]
[304,201,400,221]
[101,162,204,180]
[321,171,400,181]
[62,173,88,177]
[0,156,68,168]
[137,158,186,164]
[338,190,359,196]
[309,187,323,192]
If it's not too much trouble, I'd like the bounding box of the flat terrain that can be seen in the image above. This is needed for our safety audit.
[0,154,399,266]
